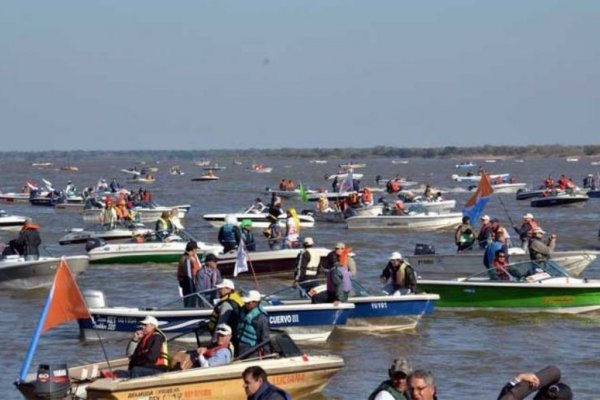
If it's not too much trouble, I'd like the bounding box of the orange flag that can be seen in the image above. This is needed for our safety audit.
[42,258,91,332]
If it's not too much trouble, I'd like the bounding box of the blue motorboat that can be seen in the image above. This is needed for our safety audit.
[77,289,354,343]
[267,279,439,332]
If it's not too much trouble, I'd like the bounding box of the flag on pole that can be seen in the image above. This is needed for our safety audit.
[463,173,494,222]
[338,171,354,193]
[234,240,249,277]
[18,258,92,382]
[299,182,309,202]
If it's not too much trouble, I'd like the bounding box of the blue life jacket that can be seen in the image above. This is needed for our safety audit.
[237,305,267,347]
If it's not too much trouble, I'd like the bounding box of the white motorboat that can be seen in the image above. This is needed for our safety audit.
[0,192,31,204]
[408,247,600,278]
[451,173,510,182]
[0,255,89,289]
[455,161,475,169]
[59,224,155,245]
[306,204,384,223]
[0,210,28,230]
[397,197,457,214]
[468,182,527,193]
[345,211,463,231]
[82,202,190,224]
[202,204,315,229]
[326,172,364,180]
[246,164,273,173]
[191,174,220,181]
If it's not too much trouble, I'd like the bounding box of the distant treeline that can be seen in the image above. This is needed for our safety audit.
[1,144,600,162]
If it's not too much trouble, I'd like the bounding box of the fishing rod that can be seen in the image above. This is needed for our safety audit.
[497,195,516,228]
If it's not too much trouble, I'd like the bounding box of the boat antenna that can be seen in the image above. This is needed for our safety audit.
[92,324,115,374]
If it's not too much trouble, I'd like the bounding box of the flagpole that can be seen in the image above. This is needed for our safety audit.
[17,282,56,382]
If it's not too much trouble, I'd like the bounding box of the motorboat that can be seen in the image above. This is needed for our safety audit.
[31,162,53,167]
[213,247,332,277]
[202,164,226,171]
[0,209,28,230]
[408,245,599,278]
[455,161,475,169]
[309,159,328,164]
[530,192,589,207]
[82,202,190,224]
[54,194,86,211]
[265,187,317,199]
[305,204,384,223]
[58,224,154,245]
[191,174,220,181]
[417,260,600,314]
[395,196,457,214]
[469,182,527,193]
[78,290,354,343]
[16,332,344,400]
[565,157,579,162]
[339,163,366,169]
[59,165,79,171]
[326,172,364,180]
[266,279,439,332]
[0,255,89,290]
[515,187,549,200]
[587,189,600,198]
[246,164,273,173]
[345,211,463,231]
[202,204,315,229]
[86,234,222,264]
[451,173,509,182]
[0,192,31,204]
[306,191,356,202]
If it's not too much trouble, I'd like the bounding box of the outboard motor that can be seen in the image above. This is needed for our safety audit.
[85,238,106,252]
[33,363,70,399]
[83,289,107,308]
[414,243,435,255]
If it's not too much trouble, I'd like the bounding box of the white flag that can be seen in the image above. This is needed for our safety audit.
[234,239,248,277]
[339,170,354,193]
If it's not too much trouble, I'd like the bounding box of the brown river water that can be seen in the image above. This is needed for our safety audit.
[1,156,599,399]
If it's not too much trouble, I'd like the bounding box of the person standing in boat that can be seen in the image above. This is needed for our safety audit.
[484,230,509,279]
[218,214,242,253]
[368,358,413,400]
[490,217,512,246]
[236,290,271,358]
[115,198,134,224]
[242,366,291,400]
[283,208,300,249]
[240,219,256,251]
[380,252,417,294]
[528,227,557,262]
[294,237,321,283]
[126,316,169,378]
[325,244,353,304]
[9,218,42,260]
[197,253,221,303]
[101,197,118,229]
[264,214,282,250]
[155,211,174,240]
[208,279,245,344]
[177,240,201,308]
[513,213,540,250]
[477,214,493,249]
[455,216,476,252]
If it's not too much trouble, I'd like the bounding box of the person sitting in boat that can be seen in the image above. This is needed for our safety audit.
[248,197,266,213]
[283,208,300,249]
[361,187,374,206]
[198,253,222,304]
[172,323,234,370]
[368,357,413,400]
[155,211,175,240]
[115,198,134,223]
[7,218,41,260]
[169,207,184,232]
[543,175,555,189]
[218,214,242,253]
[126,316,169,378]
[109,178,121,193]
[143,189,152,202]
[316,193,332,212]
[528,228,557,262]
[477,215,493,249]
[177,241,201,308]
[294,237,321,283]
[242,366,292,400]
[423,185,435,201]
[65,180,77,196]
[380,252,417,295]
[208,279,245,344]
[454,216,476,252]
[278,179,286,191]
[240,219,256,252]
[492,250,511,281]
[484,230,509,279]
[263,214,282,251]
[392,200,406,215]
[513,213,540,251]
[102,197,118,229]
[236,290,271,358]
[96,178,109,192]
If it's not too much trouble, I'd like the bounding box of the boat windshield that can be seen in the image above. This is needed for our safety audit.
[266,278,371,304]
[464,260,570,282]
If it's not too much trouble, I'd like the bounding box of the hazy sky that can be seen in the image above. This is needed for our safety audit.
[2,1,599,151]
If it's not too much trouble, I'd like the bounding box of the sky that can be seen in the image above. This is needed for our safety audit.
[1,1,599,151]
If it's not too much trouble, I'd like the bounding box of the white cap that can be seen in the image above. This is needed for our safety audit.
[389,251,403,260]
[242,290,262,303]
[140,316,159,326]
[215,323,232,336]
[303,237,314,246]
[523,213,534,219]
[480,215,490,221]
[216,279,235,290]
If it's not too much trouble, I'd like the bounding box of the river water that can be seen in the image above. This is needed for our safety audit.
[1,156,600,399]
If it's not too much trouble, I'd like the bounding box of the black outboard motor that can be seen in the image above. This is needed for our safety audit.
[33,363,70,399]
[85,238,106,252]
[414,243,435,255]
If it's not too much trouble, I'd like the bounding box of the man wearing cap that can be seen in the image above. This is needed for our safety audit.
[240,219,256,252]
[127,316,169,378]
[197,253,222,303]
[177,240,201,308]
[380,252,417,294]
[236,290,271,358]
[368,358,413,400]
[528,228,557,262]
[10,218,42,260]
[208,279,245,343]
[454,216,475,252]
[514,213,540,250]
[476,215,493,249]
[294,237,321,283]
[172,323,234,369]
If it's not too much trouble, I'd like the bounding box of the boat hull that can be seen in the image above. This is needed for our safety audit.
[59,227,154,245]
[345,213,462,231]
[0,255,89,289]
[87,242,222,264]
[202,212,315,229]
[530,195,589,207]
[83,205,190,224]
